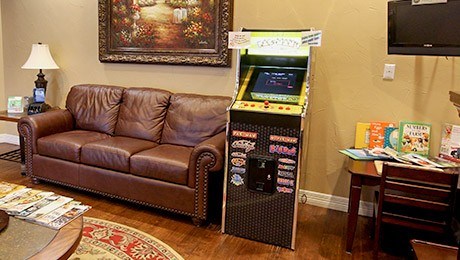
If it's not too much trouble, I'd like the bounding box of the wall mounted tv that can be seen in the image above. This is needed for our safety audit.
[388,0,460,56]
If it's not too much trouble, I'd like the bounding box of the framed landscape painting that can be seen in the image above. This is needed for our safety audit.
[99,0,233,66]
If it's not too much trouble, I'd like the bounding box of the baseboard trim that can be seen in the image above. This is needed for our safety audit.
[299,189,373,217]
[0,134,20,145]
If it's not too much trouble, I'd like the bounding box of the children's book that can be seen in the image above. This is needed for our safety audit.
[383,127,399,149]
[400,153,443,168]
[383,147,412,164]
[439,123,460,161]
[397,121,431,156]
[339,148,391,160]
[369,122,396,149]
[439,153,460,163]
[354,122,370,149]
[427,156,460,168]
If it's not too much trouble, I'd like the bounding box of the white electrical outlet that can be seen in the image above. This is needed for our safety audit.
[383,64,396,80]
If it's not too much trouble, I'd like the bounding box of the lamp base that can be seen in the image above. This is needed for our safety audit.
[34,69,48,92]
[27,102,51,115]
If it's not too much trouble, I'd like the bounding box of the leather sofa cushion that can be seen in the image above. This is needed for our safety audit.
[130,144,192,185]
[81,136,157,173]
[115,87,171,142]
[66,84,124,135]
[161,93,231,147]
[37,130,110,163]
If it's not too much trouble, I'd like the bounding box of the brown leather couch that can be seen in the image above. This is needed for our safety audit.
[18,84,231,223]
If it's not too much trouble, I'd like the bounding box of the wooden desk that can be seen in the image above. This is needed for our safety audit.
[346,159,460,254]
[346,159,381,253]
[0,110,27,174]
[0,110,27,122]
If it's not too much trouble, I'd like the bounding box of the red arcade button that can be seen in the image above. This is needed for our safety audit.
[264,100,270,108]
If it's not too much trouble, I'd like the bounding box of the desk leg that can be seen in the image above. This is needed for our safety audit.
[19,135,26,176]
[346,174,362,253]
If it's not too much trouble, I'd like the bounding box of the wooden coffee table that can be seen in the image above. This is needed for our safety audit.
[0,215,83,259]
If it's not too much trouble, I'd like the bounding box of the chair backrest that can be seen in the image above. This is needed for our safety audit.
[377,162,459,234]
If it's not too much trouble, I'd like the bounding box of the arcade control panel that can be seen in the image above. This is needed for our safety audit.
[231,100,303,115]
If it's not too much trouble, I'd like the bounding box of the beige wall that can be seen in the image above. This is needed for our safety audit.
[1,0,460,198]
[0,2,4,133]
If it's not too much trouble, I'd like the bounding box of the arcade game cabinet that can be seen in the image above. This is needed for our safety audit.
[222,30,315,249]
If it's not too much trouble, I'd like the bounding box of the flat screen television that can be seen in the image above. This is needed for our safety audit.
[388,0,460,56]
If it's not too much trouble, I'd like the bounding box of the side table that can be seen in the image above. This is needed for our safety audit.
[0,110,27,175]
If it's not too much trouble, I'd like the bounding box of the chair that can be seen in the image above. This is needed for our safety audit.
[373,162,459,257]
[410,239,458,260]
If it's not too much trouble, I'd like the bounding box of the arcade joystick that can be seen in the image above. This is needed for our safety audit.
[263,100,270,108]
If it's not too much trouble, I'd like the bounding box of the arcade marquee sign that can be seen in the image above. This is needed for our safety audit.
[228,30,322,55]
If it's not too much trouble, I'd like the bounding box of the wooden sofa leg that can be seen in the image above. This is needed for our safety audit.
[192,217,205,227]
[31,177,40,185]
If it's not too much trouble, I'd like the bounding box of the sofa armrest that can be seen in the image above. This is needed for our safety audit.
[189,131,226,175]
[188,131,226,220]
[18,109,74,154]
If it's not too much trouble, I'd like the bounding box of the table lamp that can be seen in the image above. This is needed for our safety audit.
[21,43,59,93]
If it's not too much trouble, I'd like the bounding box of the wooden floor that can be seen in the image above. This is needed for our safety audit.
[0,143,406,259]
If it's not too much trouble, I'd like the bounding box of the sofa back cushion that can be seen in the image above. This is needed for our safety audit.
[66,84,124,135]
[161,93,231,147]
[115,87,171,142]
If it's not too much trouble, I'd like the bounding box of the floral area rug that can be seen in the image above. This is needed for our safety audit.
[70,217,184,260]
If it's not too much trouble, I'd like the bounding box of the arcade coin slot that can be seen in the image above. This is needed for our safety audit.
[247,156,276,194]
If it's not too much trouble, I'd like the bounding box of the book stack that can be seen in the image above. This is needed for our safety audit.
[345,121,460,176]
[354,121,431,156]
[0,181,90,230]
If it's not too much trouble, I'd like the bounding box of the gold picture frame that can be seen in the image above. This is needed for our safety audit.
[98,0,233,67]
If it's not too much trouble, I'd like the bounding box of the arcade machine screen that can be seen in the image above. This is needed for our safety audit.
[241,67,306,105]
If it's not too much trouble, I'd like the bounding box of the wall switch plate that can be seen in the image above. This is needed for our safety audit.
[383,64,396,80]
